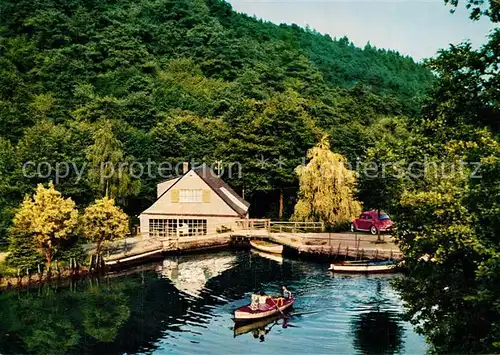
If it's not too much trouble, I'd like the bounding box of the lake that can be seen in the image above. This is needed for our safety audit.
[0,250,427,354]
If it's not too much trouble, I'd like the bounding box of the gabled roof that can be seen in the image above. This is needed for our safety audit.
[192,165,250,217]
[151,164,250,217]
[157,176,180,184]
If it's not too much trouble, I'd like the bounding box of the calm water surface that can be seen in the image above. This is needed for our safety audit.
[0,251,427,354]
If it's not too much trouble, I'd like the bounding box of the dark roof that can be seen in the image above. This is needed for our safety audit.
[192,164,250,217]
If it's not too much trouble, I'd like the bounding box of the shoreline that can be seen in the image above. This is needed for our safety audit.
[0,232,401,291]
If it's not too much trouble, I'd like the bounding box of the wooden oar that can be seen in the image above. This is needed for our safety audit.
[270,297,286,318]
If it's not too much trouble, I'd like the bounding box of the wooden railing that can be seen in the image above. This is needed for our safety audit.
[234,219,324,233]
[235,219,271,230]
[270,221,325,233]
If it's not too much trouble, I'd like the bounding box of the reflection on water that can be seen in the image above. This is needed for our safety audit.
[233,309,296,342]
[352,310,403,354]
[0,251,426,354]
[157,254,237,297]
[250,249,283,264]
[233,314,282,339]
[351,279,404,354]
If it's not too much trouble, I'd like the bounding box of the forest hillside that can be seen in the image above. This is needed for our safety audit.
[0,0,433,241]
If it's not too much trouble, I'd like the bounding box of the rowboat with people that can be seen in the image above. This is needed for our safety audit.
[234,286,294,322]
[234,296,294,322]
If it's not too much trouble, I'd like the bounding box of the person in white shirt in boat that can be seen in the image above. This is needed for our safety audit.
[258,290,269,310]
[281,285,292,299]
[250,290,260,310]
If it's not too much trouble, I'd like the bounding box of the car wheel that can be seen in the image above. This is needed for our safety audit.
[350,223,356,232]
[370,225,378,235]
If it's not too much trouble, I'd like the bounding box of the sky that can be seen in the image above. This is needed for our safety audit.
[226,0,496,61]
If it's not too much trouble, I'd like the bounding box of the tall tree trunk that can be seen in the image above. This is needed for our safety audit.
[96,240,103,259]
[98,240,103,269]
[279,190,284,220]
[56,260,61,278]
[94,240,103,272]
[45,248,52,279]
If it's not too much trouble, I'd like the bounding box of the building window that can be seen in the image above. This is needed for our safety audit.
[179,189,203,203]
[178,219,207,237]
[149,219,166,237]
[167,219,178,236]
[149,218,207,237]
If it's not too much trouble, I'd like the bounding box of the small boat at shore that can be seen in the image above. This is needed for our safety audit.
[250,240,283,254]
[328,260,397,273]
[234,297,294,322]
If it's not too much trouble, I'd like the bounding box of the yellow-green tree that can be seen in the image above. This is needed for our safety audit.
[11,182,78,272]
[292,136,362,229]
[81,196,129,258]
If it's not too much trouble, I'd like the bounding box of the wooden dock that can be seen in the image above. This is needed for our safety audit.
[271,233,401,261]
[102,220,401,267]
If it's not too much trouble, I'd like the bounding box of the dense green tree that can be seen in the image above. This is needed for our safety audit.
[222,90,319,198]
[86,120,140,203]
[422,30,499,133]
[357,117,413,218]
[149,109,225,165]
[445,0,499,21]
[0,138,18,246]
[5,226,44,274]
[386,16,500,353]
[394,136,500,352]
[15,121,93,203]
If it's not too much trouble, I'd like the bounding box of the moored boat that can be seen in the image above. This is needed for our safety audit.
[234,297,294,322]
[328,260,397,273]
[249,240,284,254]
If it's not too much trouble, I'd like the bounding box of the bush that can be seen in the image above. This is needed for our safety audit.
[0,259,17,278]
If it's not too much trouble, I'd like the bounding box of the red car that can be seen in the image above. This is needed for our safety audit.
[350,210,394,235]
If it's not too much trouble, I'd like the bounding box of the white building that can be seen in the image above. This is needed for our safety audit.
[139,164,250,238]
